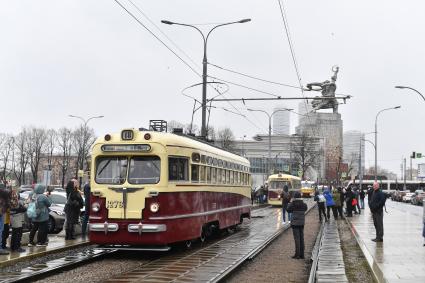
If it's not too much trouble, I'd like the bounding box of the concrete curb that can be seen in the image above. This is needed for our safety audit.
[345,217,386,283]
[0,241,91,268]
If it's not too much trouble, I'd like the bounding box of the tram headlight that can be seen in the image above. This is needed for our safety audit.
[92,202,100,213]
[150,202,160,213]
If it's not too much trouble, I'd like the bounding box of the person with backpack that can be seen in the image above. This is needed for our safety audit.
[28,184,52,247]
[64,181,84,240]
[281,185,292,224]
[286,192,307,259]
[369,182,386,242]
[324,188,336,220]
[0,183,10,255]
[10,187,26,252]
[314,190,327,222]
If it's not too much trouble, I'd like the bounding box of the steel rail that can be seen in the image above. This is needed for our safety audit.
[212,202,317,283]
[307,221,325,283]
[0,248,118,283]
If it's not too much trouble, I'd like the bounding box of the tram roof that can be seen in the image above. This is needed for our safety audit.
[94,129,249,165]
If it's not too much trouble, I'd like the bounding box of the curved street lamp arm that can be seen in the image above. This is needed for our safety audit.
[363,138,376,150]
[247,108,270,119]
[395,86,425,102]
[162,21,206,44]
[375,106,401,126]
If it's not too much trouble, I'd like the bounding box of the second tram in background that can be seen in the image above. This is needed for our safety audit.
[267,173,302,206]
[301,181,316,197]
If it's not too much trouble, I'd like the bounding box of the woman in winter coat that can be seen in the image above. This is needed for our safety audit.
[28,184,52,247]
[323,188,336,220]
[345,187,355,217]
[65,182,84,240]
[10,188,27,252]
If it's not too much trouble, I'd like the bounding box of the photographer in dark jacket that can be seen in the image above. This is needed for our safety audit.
[286,192,307,259]
[65,182,84,240]
[369,182,386,242]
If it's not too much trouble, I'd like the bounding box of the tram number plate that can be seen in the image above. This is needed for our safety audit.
[106,200,124,209]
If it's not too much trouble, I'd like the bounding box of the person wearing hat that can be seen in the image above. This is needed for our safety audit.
[0,183,10,255]
[369,182,386,242]
[286,192,307,259]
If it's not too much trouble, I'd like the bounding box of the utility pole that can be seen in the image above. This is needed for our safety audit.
[358,136,363,191]
[403,157,407,190]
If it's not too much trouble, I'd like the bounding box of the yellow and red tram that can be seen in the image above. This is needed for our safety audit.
[88,128,251,249]
[267,173,302,206]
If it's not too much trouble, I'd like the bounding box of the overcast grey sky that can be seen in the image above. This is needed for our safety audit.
[0,0,424,176]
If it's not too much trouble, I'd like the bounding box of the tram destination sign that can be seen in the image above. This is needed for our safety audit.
[101,144,151,152]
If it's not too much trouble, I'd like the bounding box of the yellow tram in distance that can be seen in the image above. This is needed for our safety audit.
[88,127,252,250]
[267,173,302,206]
[301,181,316,198]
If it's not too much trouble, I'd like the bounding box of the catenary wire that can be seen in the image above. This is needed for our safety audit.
[113,0,265,132]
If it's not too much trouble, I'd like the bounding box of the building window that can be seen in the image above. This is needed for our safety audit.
[169,157,189,181]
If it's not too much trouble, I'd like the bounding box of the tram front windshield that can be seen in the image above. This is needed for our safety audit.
[95,156,160,185]
[269,181,291,190]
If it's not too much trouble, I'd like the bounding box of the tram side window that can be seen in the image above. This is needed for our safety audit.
[222,169,226,184]
[230,171,234,184]
[191,165,199,183]
[212,168,217,183]
[200,166,206,183]
[169,157,189,181]
[217,168,222,183]
[206,167,212,183]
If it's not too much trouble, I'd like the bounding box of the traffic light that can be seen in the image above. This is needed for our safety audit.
[417,153,422,158]
[411,151,416,159]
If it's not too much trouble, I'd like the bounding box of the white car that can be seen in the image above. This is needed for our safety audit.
[402,192,415,203]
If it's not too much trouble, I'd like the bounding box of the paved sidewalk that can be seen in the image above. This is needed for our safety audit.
[347,200,425,283]
[0,234,89,267]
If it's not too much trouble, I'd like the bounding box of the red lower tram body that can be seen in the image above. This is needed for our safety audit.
[89,191,251,247]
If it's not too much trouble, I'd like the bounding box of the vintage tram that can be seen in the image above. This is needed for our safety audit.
[267,173,302,206]
[88,128,251,250]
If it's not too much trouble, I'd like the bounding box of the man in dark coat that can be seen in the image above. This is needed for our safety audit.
[369,182,386,242]
[345,187,354,217]
[286,192,307,259]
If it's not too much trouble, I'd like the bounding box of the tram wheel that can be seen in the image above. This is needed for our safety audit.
[200,225,207,243]
[185,240,192,249]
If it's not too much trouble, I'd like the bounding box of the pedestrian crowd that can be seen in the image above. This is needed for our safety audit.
[279,181,392,260]
[0,178,90,255]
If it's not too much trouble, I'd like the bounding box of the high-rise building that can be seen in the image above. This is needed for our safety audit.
[298,101,313,116]
[343,131,365,177]
[273,106,290,135]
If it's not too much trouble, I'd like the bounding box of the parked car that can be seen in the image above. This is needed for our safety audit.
[411,191,425,206]
[402,192,415,203]
[392,190,407,202]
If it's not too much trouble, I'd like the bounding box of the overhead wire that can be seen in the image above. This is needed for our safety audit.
[277,0,320,139]
[113,0,266,132]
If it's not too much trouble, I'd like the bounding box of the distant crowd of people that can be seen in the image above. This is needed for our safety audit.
[0,178,90,255]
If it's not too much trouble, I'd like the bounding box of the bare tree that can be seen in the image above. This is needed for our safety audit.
[0,134,14,181]
[57,127,73,188]
[72,125,96,177]
[167,120,184,133]
[12,129,30,185]
[291,132,321,180]
[217,127,235,151]
[44,129,57,169]
[26,127,47,183]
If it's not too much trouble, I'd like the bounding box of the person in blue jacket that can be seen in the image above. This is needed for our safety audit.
[28,184,52,247]
[323,188,336,220]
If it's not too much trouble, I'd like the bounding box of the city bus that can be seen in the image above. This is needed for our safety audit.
[267,173,302,206]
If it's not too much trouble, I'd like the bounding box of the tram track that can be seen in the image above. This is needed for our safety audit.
[0,203,314,283]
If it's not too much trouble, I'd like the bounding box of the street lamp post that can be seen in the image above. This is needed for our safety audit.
[374,106,401,181]
[162,19,251,139]
[395,86,425,102]
[69,114,104,186]
[247,108,293,176]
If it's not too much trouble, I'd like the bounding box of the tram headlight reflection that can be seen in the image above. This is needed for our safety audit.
[92,202,100,213]
[150,202,160,213]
